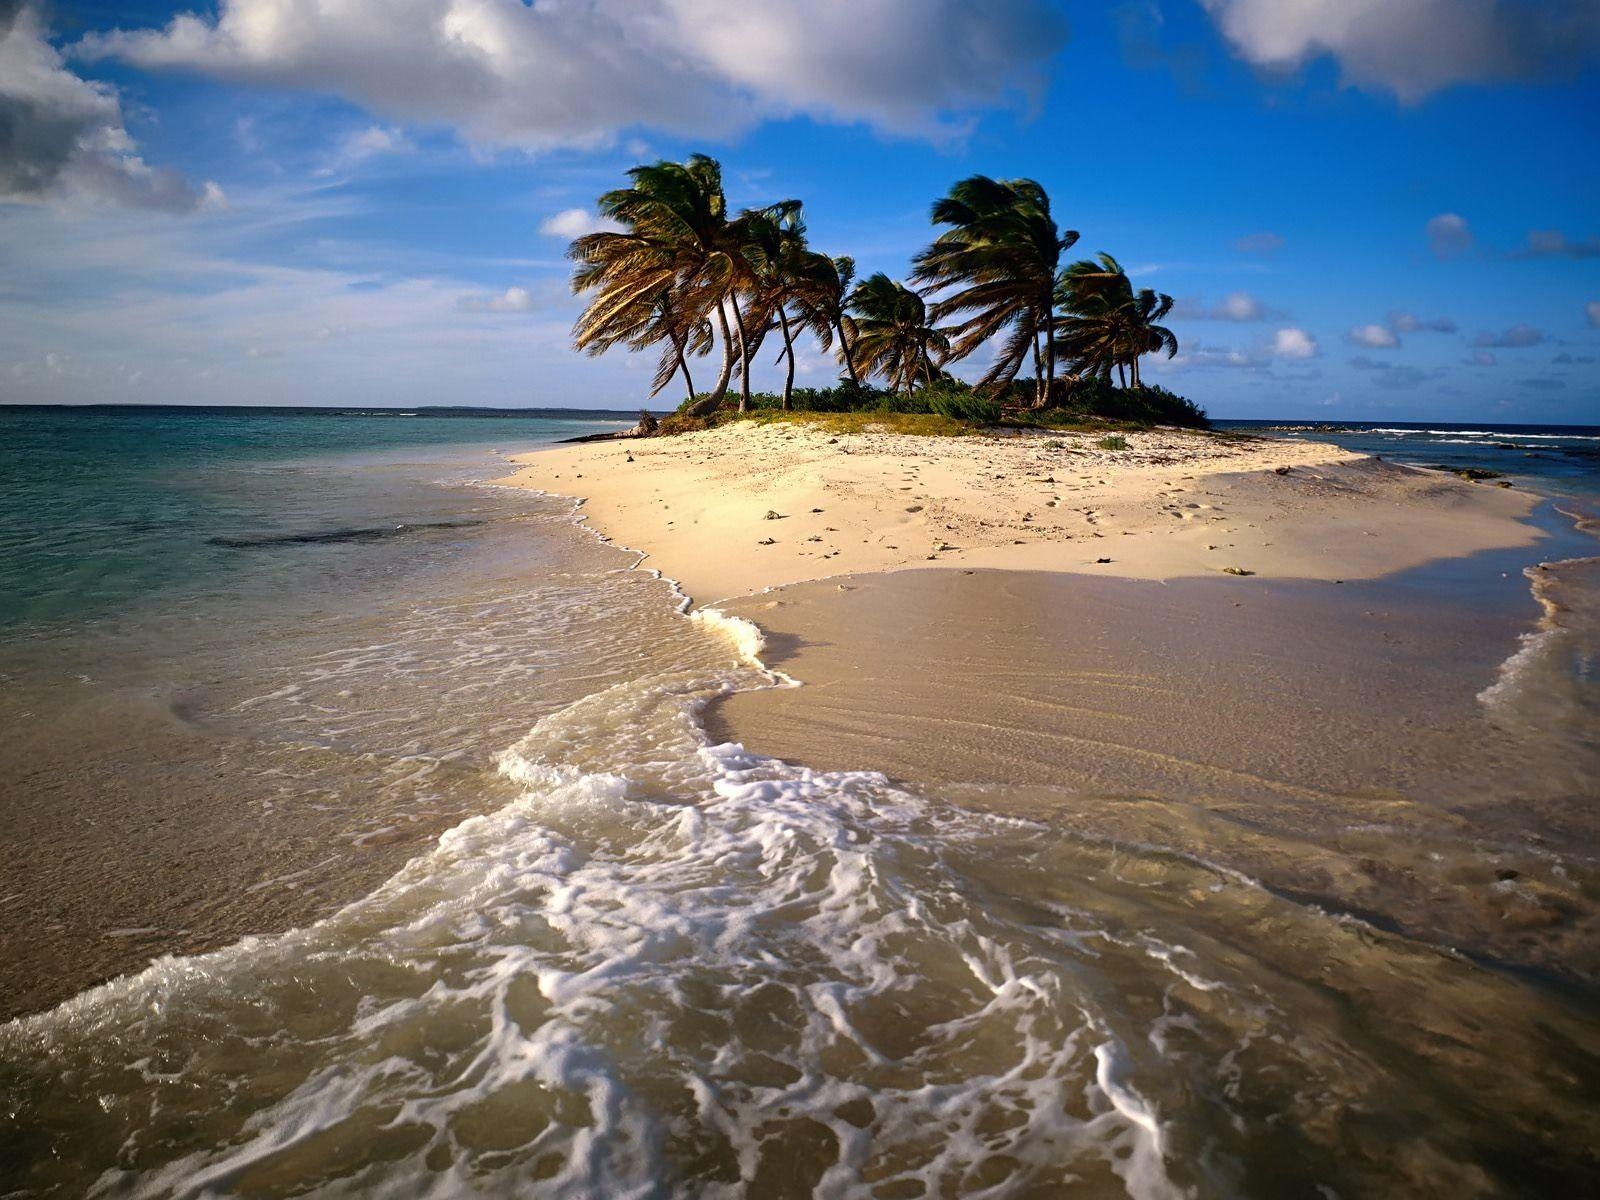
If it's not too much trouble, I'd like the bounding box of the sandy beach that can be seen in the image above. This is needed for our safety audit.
[500,421,1540,604]
[503,420,1598,981]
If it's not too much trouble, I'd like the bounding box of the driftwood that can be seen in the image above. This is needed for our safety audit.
[558,409,661,445]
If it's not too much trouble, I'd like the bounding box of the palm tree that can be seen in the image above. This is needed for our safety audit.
[1055,253,1178,388]
[846,274,949,395]
[571,278,710,405]
[794,254,860,385]
[911,176,1078,407]
[569,154,740,416]
[740,201,812,411]
[1123,289,1178,388]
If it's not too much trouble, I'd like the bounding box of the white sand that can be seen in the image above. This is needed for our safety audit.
[500,422,1540,605]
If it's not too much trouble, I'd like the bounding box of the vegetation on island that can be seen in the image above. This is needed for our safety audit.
[568,154,1203,431]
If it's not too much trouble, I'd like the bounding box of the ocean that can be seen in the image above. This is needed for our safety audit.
[0,407,1596,1197]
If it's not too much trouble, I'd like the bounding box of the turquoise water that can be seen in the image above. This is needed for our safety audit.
[1218,419,1600,502]
[0,405,633,629]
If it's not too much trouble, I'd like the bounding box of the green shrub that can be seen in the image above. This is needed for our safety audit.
[926,389,1000,423]
[1097,434,1129,451]
[1002,376,1209,428]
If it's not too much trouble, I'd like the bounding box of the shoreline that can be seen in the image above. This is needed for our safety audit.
[500,420,1599,984]
[498,421,1545,607]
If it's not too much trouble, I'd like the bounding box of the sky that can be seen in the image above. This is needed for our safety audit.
[1,0,1597,422]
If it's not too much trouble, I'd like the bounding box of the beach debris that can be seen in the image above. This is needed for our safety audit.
[626,454,634,463]
[1448,467,1502,481]
[906,504,923,513]
[764,510,785,520]
[1223,566,1255,576]
[758,537,776,546]
[1273,466,1292,476]
[811,507,824,513]
[1095,557,1113,564]
[1496,480,1514,488]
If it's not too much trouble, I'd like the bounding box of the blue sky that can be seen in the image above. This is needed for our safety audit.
[2,0,1597,421]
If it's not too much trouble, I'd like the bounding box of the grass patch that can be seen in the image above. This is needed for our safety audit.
[1097,434,1130,451]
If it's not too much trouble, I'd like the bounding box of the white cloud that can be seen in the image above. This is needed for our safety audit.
[0,197,608,407]
[1271,328,1318,359]
[1200,0,1600,100]
[1212,291,1268,321]
[456,285,536,313]
[0,3,219,211]
[1426,213,1473,259]
[1171,291,1273,322]
[79,0,1070,150]
[1587,300,1600,328]
[1464,351,1497,367]
[538,207,622,240]
[1346,323,1399,348]
[341,125,410,161]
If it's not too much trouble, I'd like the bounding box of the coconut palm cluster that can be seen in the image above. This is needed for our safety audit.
[570,154,1179,417]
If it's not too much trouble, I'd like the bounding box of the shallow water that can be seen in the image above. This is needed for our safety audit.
[1,410,1598,1197]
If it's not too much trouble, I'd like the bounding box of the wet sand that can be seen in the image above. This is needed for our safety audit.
[710,563,1600,984]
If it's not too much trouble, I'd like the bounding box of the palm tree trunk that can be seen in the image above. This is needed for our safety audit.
[1043,294,1056,407]
[675,334,696,405]
[687,304,734,418]
[1131,355,1140,389]
[1031,329,1044,408]
[777,306,797,412]
[730,294,752,414]
[836,319,860,385]
[1117,361,1128,389]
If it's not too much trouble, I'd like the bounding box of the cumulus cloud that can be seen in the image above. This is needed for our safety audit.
[1588,300,1600,328]
[1389,310,1457,334]
[1473,324,1546,348]
[1271,328,1318,359]
[1233,230,1283,257]
[1211,291,1269,321]
[1199,0,1600,100]
[457,285,538,313]
[79,0,1071,150]
[1346,323,1399,348]
[0,2,220,211]
[539,207,623,239]
[341,125,410,160]
[1464,351,1497,367]
[1510,229,1600,260]
[1426,213,1473,260]
[1171,291,1273,322]
[1165,340,1266,371]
